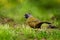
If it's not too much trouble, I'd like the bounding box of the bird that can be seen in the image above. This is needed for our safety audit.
[24,13,56,29]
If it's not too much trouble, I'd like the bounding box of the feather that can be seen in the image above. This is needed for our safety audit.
[24,13,56,28]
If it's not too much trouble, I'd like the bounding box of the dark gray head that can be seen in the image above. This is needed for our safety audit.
[24,13,31,19]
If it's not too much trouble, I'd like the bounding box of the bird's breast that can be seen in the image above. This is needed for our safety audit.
[26,17,41,28]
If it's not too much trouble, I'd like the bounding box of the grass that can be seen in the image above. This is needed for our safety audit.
[0,0,60,40]
[0,24,60,40]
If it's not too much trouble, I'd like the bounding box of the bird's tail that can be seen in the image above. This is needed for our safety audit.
[41,22,57,28]
[40,22,51,24]
[35,22,56,28]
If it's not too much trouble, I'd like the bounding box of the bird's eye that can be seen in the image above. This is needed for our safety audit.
[24,14,28,19]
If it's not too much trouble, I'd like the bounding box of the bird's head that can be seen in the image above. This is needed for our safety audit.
[24,13,31,19]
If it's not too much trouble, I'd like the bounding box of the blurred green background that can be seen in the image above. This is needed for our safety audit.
[0,0,60,26]
[0,0,60,40]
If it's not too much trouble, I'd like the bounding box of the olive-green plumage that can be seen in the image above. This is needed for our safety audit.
[24,13,56,28]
